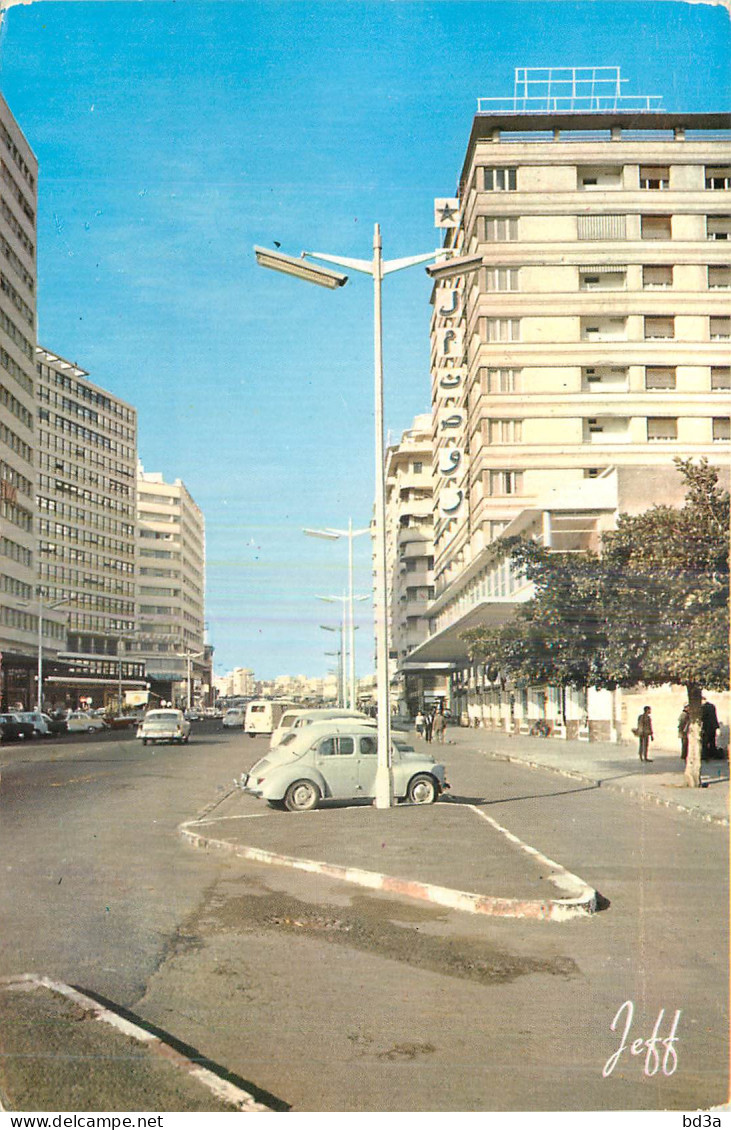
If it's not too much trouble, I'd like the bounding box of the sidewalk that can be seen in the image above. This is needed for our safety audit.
[440,725,729,826]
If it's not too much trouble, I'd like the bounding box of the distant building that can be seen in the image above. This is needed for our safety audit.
[232,666,255,697]
[383,414,445,716]
[134,468,206,707]
[35,347,142,710]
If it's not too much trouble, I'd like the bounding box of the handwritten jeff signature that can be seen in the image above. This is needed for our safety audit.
[603,1000,682,1078]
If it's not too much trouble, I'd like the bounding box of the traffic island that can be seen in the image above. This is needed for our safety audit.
[180,792,598,922]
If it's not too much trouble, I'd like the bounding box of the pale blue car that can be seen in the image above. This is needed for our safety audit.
[241,720,448,811]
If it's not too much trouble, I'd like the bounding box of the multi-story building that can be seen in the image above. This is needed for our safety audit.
[0,96,57,707]
[231,666,255,697]
[134,469,206,707]
[411,68,731,740]
[35,347,143,709]
[383,414,444,715]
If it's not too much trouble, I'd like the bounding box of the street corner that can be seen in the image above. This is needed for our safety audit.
[0,975,273,1112]
[178,791,598,923]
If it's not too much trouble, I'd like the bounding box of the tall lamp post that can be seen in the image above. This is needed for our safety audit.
[319,624,344,706]
[317,591,369,710]
[176,648,205,711]
[15,588,70,712]
[305,519,370,711]
[255,236,482,806]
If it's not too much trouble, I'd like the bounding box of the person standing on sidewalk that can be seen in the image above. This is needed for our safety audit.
[432,710,446,744]
[414,710,425,739]
[701,698,720,760]
[424,708,434,743]
[678,704,690,761]
[636,706,654,762]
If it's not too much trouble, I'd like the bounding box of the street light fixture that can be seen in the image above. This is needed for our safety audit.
[254,246,348,289]
[319,625,343,706]
[175,648,205,711]
[256,227,452,808]
[425,253,484,282]
[14,589,72,712]
[305,519,370,711]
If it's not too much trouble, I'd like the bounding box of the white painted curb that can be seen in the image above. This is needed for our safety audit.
[179,807,597,922]
[0,975,271,1112]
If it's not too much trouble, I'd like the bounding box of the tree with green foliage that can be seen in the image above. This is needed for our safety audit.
[462,460,729,786]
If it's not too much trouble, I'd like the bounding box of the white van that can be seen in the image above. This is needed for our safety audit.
[270,707,371,750]
[244,699,297,738]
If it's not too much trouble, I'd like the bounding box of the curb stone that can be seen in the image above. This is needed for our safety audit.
[484,750,729,827]
[0,975,271,1112]
[179,808,598,922]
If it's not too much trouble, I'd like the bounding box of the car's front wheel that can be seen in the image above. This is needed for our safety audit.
[87,725,96,733]
[407,773,438,804]
[283,779,320,812]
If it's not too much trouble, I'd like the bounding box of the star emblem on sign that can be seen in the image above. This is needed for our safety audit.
[438,202,459,223]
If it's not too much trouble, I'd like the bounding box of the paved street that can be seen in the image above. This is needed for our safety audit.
[0,722,727,1111]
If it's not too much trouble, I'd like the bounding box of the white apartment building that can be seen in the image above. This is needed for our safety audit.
[0,96,55,707]
[35,347,143,709]
[383,414,445,715]
[134,469,206,706]
[412,70,730,741]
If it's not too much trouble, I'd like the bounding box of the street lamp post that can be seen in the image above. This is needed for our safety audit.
[305,519,370,710]
[176,648,205,711]
[319,625,344,706]
[16,589,70,712]
[317,591,369,710]
[256,232,474,807]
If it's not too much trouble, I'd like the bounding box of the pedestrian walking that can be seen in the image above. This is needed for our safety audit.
[678,704,690,761]
[424,709,434,743]
[635,706,653,761]
[701,698,720,760]
[432,710,446,743]
[414,710,425,739]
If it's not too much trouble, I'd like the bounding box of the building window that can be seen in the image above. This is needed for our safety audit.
[579,266,626,290]
[412,461,423,474]
[484,267,519,291]
[712,418,730,442]
[489,520,508,541]
[488,419,523,444]
[488,470,523,496]
[645,316,674,339]
[483,318,520,343]
[483,367,521,394]
[707,216,731,241]
[706,167,731,190]
[639,166,669,189]
[711,366,730,390]
[641,216,672,240]
[577,214,626,240]
[647,417,678,442]
[708,266,731,289]
[643,265,673,288]
[577,166,622,190]
[483,217,519,241]
[483,167,517,191]
[710,317,731,340]
[645,366,676,390]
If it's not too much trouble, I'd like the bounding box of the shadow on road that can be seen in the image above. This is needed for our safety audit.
[75,986,291,1112]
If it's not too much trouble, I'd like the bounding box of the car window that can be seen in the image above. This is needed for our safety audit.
[251,706,265,713]
[360,736,377,755]
[337,737,355,756]
[318,737,335,756]
[280,713,299,728]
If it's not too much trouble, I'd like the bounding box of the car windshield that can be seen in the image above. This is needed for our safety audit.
[279,713,300,728]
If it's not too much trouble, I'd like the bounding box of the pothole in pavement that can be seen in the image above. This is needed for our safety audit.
[193,889,581,989]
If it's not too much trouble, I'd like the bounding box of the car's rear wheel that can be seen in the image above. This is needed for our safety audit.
[284,780,320,812]
[87,725,95,733]
[407,773,438,804]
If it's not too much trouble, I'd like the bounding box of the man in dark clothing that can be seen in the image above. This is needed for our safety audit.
[423,709,434,743]
[701,699,720,760]
[636,706,653,761]
[678,704,690,761]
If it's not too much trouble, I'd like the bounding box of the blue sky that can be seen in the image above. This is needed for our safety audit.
[0,0,728,679]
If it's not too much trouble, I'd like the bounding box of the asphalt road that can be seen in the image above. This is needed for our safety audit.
[0,723,727,1112]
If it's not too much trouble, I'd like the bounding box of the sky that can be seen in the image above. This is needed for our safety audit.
[0,0,728,680]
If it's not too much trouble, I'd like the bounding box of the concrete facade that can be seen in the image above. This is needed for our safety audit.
[416,104,731,735]
[0,95,49,707]
[134,470,206,707]
[35,347,142,709]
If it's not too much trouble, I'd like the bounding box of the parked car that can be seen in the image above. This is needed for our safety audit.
[184,709,201,722]
[241,720,449,811]
[222,708,246,729]
[66,711,107,733]
[269,707,372,750]
[0,713,35,741]
[137,709,191,745]
[16,711,52,737]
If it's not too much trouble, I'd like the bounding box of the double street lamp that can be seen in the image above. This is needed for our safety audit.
[255,234,482,806]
